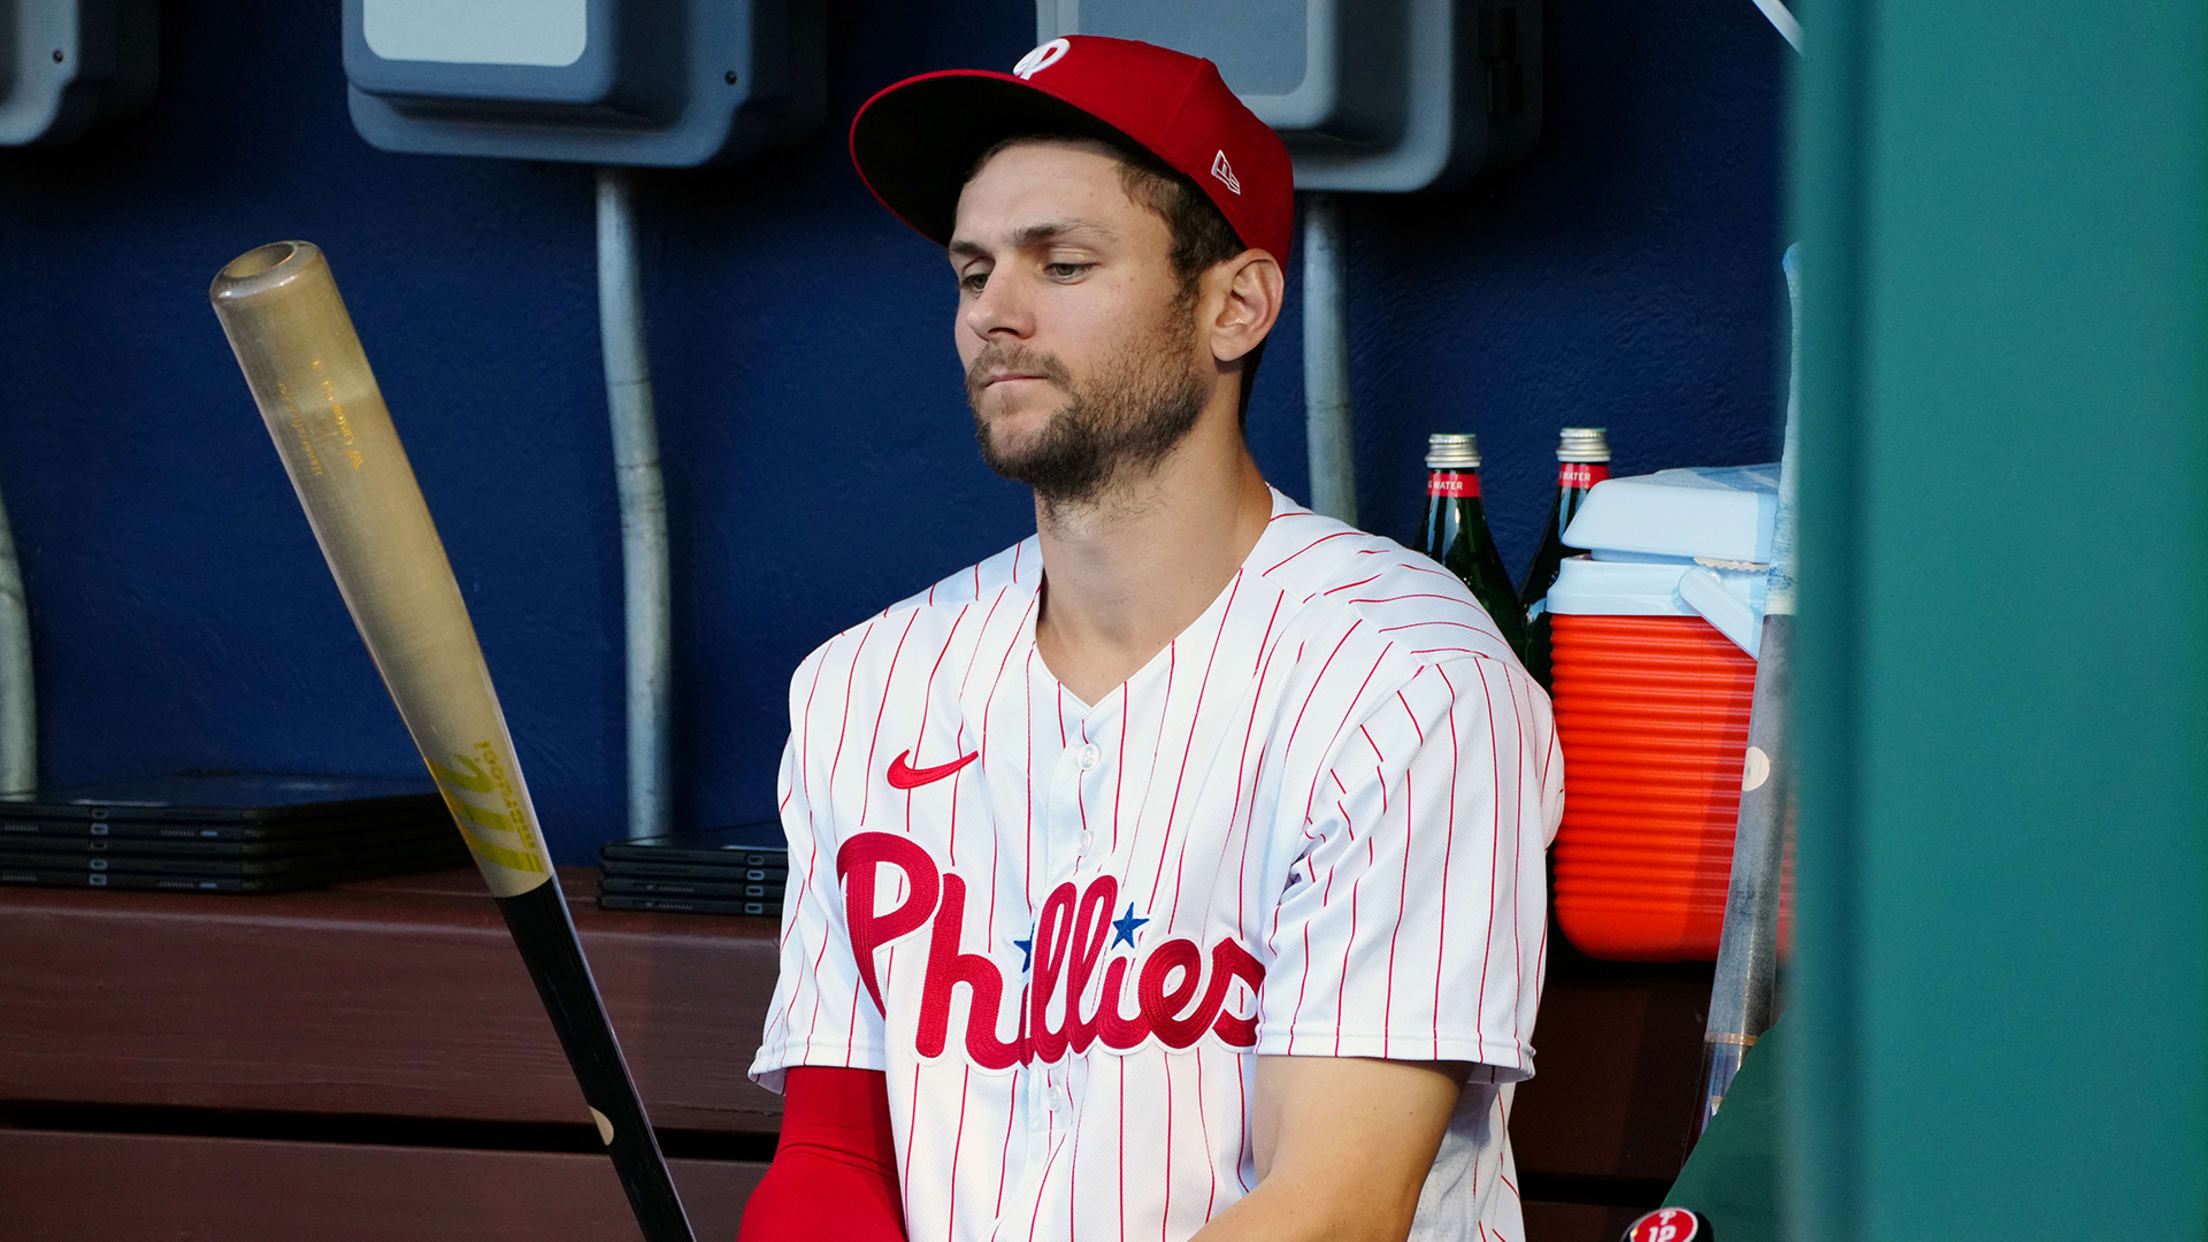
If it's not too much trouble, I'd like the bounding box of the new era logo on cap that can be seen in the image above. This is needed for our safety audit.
[1210,150,1241,195]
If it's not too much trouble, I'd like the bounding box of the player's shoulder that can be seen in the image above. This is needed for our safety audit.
[1252,492,1519,672]
[789,535,1041,685]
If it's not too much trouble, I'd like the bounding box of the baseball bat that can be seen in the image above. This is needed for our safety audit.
[209,241,696,1242]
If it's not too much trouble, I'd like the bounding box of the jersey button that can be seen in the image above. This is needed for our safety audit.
[1078,743,1101,770]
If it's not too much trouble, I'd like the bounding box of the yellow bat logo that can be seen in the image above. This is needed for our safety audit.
[428,746,547,876]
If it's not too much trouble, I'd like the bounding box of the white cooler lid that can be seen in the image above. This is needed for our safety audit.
[1549,462,1779,657]
[1562,463,1780,564]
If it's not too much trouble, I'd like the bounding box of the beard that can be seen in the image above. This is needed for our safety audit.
[965,299,1208,506]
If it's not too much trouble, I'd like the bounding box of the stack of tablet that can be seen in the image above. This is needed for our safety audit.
[0,771,468,894]
[597,823,786,916]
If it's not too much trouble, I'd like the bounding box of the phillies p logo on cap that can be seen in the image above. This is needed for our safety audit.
[1622,1207,1708,1242]
[1013,38,1070,79]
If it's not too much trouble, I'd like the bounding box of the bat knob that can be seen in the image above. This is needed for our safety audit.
[1621,1207,1711,1242]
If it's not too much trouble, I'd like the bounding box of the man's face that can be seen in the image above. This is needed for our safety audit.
[949,139,1210,504]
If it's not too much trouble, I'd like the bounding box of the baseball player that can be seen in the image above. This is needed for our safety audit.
[741,35,1562,1242]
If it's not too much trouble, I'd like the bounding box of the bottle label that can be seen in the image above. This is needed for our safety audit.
[1560,462,1610,489]
[1428,470,1479,498]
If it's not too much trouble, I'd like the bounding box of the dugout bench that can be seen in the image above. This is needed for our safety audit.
[0,867,1710,1240]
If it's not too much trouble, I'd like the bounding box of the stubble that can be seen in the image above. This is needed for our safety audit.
[965,295,1208,510]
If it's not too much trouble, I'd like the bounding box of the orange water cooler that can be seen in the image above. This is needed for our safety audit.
[1545,465,1781,961]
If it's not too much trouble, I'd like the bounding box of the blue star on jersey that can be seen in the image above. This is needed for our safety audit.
[1013,936,1033,971]
[1111,904,1149,949]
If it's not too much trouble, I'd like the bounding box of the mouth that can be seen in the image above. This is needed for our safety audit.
[983,373,1046,387]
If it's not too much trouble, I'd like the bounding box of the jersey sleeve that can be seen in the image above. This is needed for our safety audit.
[1253,654,1563,1080]
[750,639,891,1094]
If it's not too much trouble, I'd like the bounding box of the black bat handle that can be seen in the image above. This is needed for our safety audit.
[496,880,696,1242]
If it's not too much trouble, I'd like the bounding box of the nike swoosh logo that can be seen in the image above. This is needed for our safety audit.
[887,749,979,789]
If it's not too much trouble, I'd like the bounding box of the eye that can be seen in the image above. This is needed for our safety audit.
[1043,262,1093,281]
[958,268,990,295]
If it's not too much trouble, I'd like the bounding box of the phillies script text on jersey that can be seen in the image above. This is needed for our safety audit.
[754,488,1564,1242]
[841,831,1266,1068]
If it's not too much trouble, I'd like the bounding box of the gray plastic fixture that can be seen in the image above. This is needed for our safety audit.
[344,0,823,167]
[0,0,158,146]
[1039,0,1541,193]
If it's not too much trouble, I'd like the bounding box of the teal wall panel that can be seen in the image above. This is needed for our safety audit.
[1790,4,2208,1240]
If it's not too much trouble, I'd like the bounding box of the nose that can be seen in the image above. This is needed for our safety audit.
[961,266,1034,344]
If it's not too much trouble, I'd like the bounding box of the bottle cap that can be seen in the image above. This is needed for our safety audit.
[1559,426,1611,463]
[1426,433,1481,470]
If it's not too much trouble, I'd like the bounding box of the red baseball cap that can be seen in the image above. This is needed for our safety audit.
[849,35,1294,265]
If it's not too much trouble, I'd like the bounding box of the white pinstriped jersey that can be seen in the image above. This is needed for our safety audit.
[752,487,1562,1242]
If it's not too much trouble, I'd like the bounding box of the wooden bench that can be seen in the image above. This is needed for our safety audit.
[0,868,1708,1240]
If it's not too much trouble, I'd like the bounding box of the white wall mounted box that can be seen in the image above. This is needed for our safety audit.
[1037,0,1540,192]
[344,0,822,167]
[0,0,157,147]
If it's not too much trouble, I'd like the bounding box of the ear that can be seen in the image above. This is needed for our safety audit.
[1204,250,1285,366]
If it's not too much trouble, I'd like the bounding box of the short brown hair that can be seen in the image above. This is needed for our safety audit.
[971,135,1271,426]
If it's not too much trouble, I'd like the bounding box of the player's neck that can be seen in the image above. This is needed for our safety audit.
[1030,421,1272,705]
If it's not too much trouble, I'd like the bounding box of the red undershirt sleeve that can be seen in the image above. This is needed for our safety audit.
[735,1066,908,1242]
